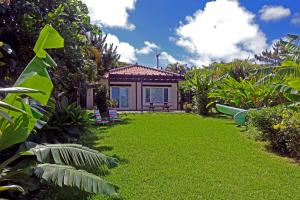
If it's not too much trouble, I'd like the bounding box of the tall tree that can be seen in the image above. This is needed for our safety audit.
[88,33,121,76]
[0,0,101,102]
[255,42,285,66]
[165,62,189,75]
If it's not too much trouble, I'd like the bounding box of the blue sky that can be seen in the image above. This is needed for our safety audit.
[83,0,300,68]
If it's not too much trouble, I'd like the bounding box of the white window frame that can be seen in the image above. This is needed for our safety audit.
[144,87,169,104]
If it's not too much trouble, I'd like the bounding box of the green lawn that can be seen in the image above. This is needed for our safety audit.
[87,113,300,200]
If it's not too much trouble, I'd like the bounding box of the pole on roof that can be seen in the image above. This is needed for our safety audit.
[156,51,161,69]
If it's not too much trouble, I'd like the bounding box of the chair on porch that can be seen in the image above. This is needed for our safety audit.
[108,108,122,122]
[94,109,109,125]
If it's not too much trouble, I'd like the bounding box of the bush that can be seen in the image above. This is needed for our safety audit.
[95,85,108,114]
[247,106,300,158]
[30,96,91,143]
[183,103,193,113]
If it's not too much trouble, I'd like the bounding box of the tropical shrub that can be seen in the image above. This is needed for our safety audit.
[209,77,279,109]
[0,25,118,197]
[30,96,91,143]
[182,68,214,115]
[247,107,300,158]
[246,106,283,140]
[95,85,109,115]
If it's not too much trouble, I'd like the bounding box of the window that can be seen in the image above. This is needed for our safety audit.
[164,88,168,102]
[145,87,169,103]
[111,87,129,108]
[145,88,150,103]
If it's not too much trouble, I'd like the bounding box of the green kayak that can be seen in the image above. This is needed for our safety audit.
[216,104,248,126]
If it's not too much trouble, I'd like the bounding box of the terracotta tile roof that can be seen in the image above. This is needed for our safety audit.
[104,64,182,78]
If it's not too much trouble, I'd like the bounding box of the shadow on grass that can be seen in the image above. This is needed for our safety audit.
[80,118,133,150]
[52,118,134,200]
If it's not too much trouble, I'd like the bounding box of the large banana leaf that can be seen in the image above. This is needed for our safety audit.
[0,25,64,151]
[25,143,118,169]
[34,164,118,195]
[33,25,64,58]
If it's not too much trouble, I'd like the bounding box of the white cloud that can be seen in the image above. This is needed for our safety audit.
[136,41,159,55]
[82,0,137,30]
[106,34,137,63]
[160,52,179,64]
[174,0,267,66]
[291,13,300,25]
[259,5,291,22]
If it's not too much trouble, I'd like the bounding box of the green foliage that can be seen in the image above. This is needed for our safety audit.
[0,25,63,151]
[0,143,118,196]
[247,107,300,158]
[255,42,285,66]
[182,68,214,115]
[26,143,118,169]
[88,33,121,76]
[280,34,300,63]
[35,164,117,195]
[33,24,64,58]
[209,77,278,109]
[31,96,91,143]
[207,59,259,80]
[165,62,189,75]
[0,41,16,86]
[95,86,109,115]
[0,0,102,101]
[0,25,118,197]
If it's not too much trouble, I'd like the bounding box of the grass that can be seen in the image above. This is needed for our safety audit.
[85,113,300,200]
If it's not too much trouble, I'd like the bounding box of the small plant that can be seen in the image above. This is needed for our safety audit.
[183,103,193,113]
[108,99,118,108]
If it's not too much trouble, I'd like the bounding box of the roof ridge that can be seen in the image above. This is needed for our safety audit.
[109,64,181,76]
[109,65,134,73]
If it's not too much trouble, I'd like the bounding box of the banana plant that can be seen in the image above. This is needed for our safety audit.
[0,25,118,196]
[0,142,118,195]
[209,77,277,109]
[255,34,300,103]
[182,68,214,115]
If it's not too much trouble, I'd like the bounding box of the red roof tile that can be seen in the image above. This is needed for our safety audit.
[104,64,182,78]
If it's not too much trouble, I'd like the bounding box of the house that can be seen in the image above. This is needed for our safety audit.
[86,64,183,111]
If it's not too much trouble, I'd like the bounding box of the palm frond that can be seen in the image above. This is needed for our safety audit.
[26,143,118,169]
[34,164,118,195]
